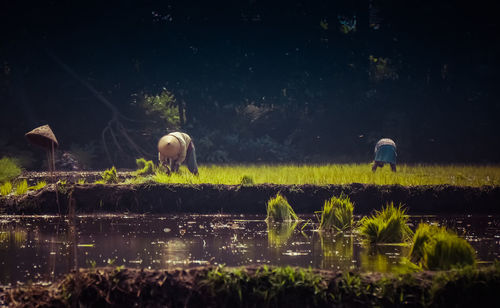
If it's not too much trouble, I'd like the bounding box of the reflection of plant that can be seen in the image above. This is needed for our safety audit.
[267,221,298,247]
[369,55,399,81]
[266,193,298,222]
[0,229,27,249]
[319,194,354,232]
[0,157,21,183]
[337,15,356,34]
[358,202,413,244]
[320,233,354,270]
[409,223,476,270]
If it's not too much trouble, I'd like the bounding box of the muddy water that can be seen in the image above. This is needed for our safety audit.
[0,214,499,286]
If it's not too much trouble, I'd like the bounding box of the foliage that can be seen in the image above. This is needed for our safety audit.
[240,174,254,185]
[358,202,413,244]
[15,179,28,195]
[28,181,47,191]
[130,164,500,186]
[141,89,181,130]
[98,166,119,184]
[266,193,298,222]
[0,181,12,196]
[134,158,155,176]
[0,156,22,183]
[409,223,476,270]
[318,194,354,232]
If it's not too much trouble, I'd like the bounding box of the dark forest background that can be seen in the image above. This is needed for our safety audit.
[1,0,499,169]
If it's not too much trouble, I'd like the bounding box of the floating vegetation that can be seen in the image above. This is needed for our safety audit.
[409,223,476,270]
[240,174,254,185]
[0,181,12,196]
[134,158,155,176]
[358,202,413,244]
[0,156,22,183]
[267,221,298,247]
[318,194,354,232]
[15,179,28,195]
[28,180,47,191]
[98,166,119,184]
[266,193,298,222]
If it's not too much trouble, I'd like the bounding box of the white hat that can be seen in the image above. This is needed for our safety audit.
[158,135,181,159]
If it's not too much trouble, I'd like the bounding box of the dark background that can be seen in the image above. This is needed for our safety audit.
[1,0,499,169]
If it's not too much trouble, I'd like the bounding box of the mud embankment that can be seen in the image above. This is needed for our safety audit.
[1,183,499,215]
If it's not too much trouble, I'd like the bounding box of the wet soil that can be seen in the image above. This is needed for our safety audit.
[1,181,500,215]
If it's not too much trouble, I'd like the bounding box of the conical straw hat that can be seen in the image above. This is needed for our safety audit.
[25,124,59,149]
[158,135,181,159]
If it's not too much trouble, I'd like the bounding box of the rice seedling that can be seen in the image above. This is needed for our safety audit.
[0,181,12,196]
[0,157,22,183]
[266,193,298,222]
[133,158,155,176]
[15,179,28,195]
[28,181,46,191]
[409,223,476,270]
[240,174,254,185]
[97,166,119,184]
[77,178,85,184]
[130,163,500,186]
[358,202,413,244]
[318,194,354,232]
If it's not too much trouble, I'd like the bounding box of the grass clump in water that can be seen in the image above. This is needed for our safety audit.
[318,194,354,232]
[1,181,12,196]
[409,223,476,270]
[266,193,298,222]
[133,158,155,176]
[358,202,413,244]
[97,166,119,184]
[0,157,22,183]
[15,179,28,195]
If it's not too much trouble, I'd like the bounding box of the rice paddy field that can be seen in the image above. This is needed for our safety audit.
[128,164,500,187]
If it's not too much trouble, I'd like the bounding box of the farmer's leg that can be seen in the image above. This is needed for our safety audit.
[372,161,383,172]
[186,143,199,175]
[390,163,397,172]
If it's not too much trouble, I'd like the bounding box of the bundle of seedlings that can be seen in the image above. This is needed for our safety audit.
[133,158,155,176]
[409,223,476,270]
[318,194,354,232]
[358,202,413,244]
[266,193,298,222]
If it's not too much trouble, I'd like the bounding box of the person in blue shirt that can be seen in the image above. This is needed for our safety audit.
[372,138,397,172]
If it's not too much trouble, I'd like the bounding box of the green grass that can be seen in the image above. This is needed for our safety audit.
[409,223,476,270]
[0,181,12,196]
[318,194,354,232]
[266,193,298,222]
[358,202,413,244]
[28,181,47,191]
[0,157,22,183]
[96,166,119,184]
[133,158,155,176]
[15,179,28,195]
[126,163,500,186]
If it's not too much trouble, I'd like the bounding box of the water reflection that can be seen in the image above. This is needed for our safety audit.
[0,214,498,285]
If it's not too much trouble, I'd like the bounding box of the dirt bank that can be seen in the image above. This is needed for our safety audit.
[2,265,499,307]
[1,182,499,215]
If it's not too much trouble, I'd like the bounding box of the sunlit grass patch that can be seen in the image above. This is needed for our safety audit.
[409,223,476,270]
[96,166,119,184]
[266,193,298,222]
[358,202,413,244]
[133,158,155,176]
[318,194,354,232]
[28,181,46,191]
[15,179,28,195]
[0,181,12,196]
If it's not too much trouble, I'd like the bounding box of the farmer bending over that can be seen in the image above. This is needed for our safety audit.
[372,138,397,172]
[158,132,199,175]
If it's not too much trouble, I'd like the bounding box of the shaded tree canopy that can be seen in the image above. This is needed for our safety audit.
[1,0,499,168]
